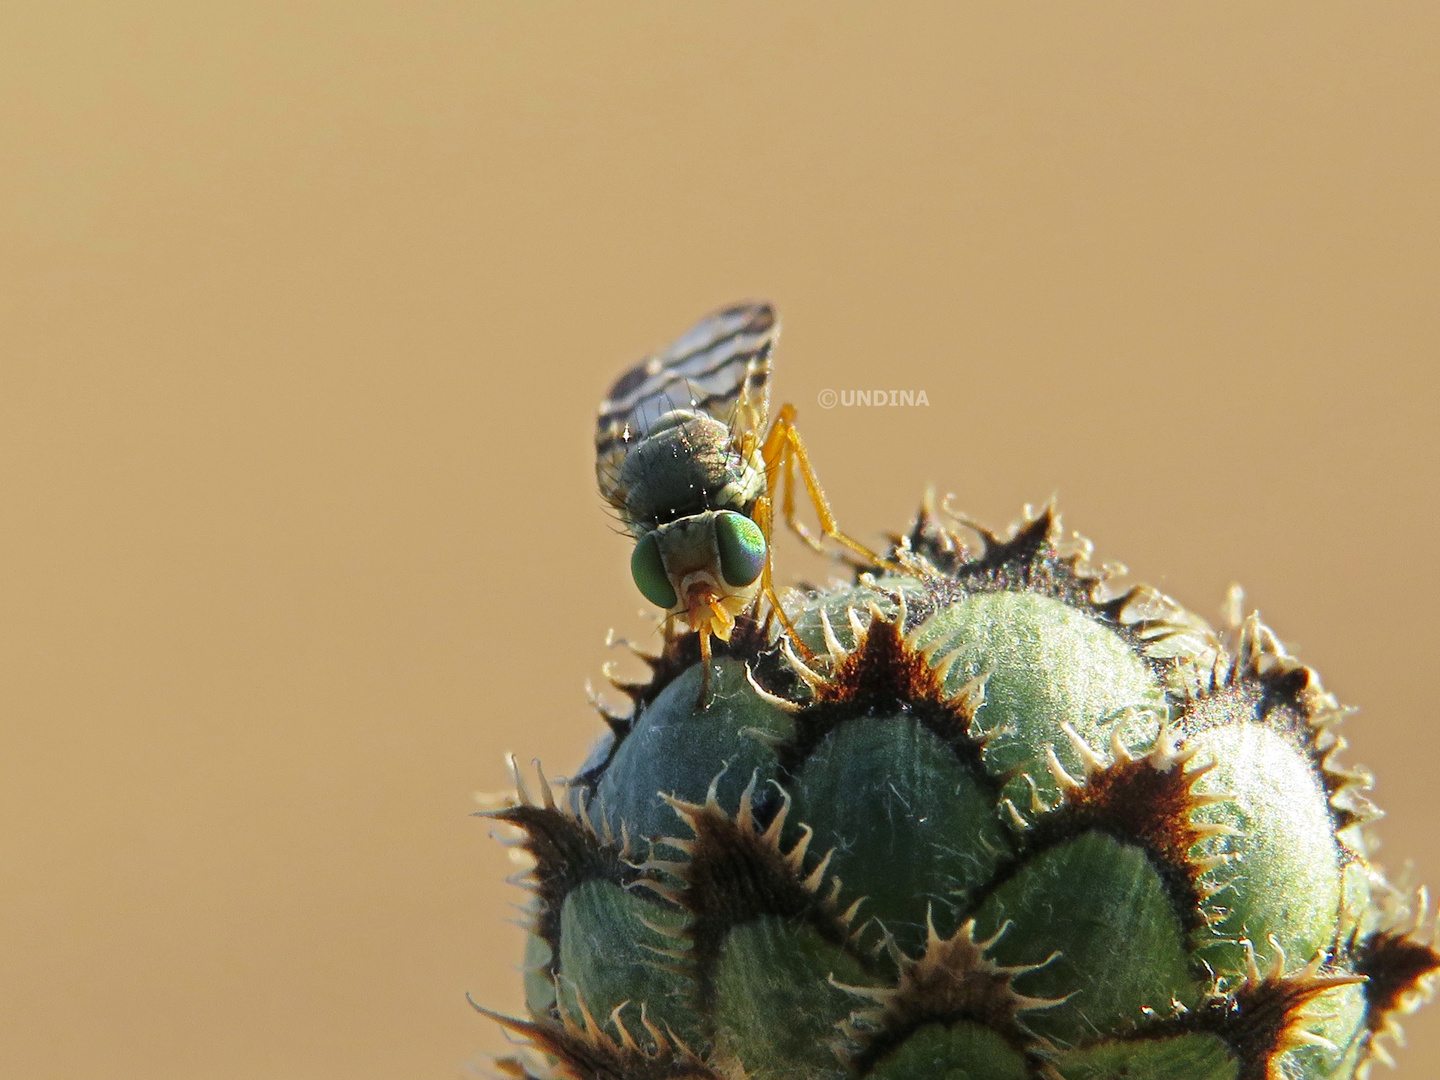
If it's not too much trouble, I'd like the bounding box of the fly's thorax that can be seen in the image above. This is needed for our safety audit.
[616,411,763,536]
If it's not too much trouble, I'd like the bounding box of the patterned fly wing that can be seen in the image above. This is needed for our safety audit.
[595,302,777,511]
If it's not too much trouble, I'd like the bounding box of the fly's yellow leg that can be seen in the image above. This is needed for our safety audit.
[695,623,713,708]
[752,494,817,662]
[761,403,887,568]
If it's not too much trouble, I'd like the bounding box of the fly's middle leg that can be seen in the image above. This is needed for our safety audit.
[761,403,890,569]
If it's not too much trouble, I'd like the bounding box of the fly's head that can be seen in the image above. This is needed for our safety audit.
[629,509,767,643]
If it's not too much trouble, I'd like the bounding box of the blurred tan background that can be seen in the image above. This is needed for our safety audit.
[2,4,1436,1077]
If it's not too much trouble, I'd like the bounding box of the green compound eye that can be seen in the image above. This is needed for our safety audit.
[715,511,767,588]
[631,532,678,609]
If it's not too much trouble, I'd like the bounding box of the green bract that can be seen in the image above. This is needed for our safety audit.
[482,502,1439,1080]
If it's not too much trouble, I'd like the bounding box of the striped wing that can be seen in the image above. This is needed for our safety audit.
[595,302,776,509]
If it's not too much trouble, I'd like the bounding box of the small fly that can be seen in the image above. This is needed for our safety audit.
[595,301,883,702]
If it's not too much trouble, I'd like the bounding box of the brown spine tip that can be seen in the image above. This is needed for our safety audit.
[1208,609,1380,826]
[491,1055,540,1079]
[481,762,637,971]
[473,995,719,1080]
[1181,939,1365,1080]
[805,602,952,710]
[836,913,1064,1072]
[903,499,1224,671]
[1029,722,1233,931]
[1353,925,1440,1071]
[770,600,988,764]
[889,487,974,574]
[644,777,869,1006]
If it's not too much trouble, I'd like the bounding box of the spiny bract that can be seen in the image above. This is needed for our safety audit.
[480,499,1440,1080]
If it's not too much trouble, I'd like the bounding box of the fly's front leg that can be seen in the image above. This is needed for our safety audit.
[762,403,889,569]
[695,623,713,708]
